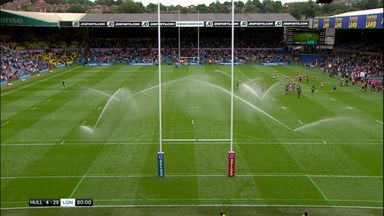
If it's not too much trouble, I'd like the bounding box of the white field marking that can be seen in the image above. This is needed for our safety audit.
[322,140,328,144]
[47,98,52,102]
[162,138,230,142]
[93,198,382,203]
[1,173,382,180]
[2,141,383,147]
[192,120,194,125]
[346,106,353,110]
[193,79,292,131]
[307,175,328,201]
[2,198,383,204]
[329,97,336,101]
[82,120,87,125]
[1,121,10,127]
[60,141,64,145]
[30,107,37,110]
[1,204,383,211]
[97,106,102,110]
[0,66,79,97]
[280,106,287,110]
[69,175,86,198]
[298,120,304,125]
[376,120,383,125]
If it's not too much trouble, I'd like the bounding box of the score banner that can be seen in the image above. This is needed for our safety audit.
[29,199,93,207]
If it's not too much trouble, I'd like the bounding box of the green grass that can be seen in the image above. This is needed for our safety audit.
[1,64,383,215]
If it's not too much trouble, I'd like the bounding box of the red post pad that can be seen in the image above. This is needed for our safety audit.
[228,151,235,177]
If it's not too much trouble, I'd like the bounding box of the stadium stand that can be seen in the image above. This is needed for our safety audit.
[0,8,382,90]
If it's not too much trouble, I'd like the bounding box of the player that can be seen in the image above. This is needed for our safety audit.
[219,212,226,216]
[297,85,302,99]
[320,81,324,88]
[236,81,239,89]
[285,83,289,95]
[311,85,315,95]
[332,83,337,92]
[62,80,66,87]
[302,211,309,216]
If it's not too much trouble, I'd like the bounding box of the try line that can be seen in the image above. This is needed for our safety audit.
[1,173,383,180]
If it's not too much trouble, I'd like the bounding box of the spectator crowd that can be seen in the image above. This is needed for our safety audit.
[1,36,382,92]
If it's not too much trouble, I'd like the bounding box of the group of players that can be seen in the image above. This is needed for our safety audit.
[272,73,319,99]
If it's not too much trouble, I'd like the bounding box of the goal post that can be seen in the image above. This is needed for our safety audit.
[156,0,236,178]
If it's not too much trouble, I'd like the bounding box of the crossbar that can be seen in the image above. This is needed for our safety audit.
[162,139,230,142]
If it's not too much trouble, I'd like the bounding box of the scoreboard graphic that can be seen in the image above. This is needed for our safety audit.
[29,199,93,207]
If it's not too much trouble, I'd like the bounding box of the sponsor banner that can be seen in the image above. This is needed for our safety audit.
[99,62,112,66]
[228,151,235,177]
[206,21,240,27]
[19,74,31,79]
[176,21,204,27]
[55,64,65,68]
[64,20,309,28]
[218,62,241,65]
[114,22,141,27]
[248,21,274,27]
[314,13,383,29]
[262,62,288,66]
[157,152,165,177]
[282,21,309,27]
[90,48,123,52]
[1,10,57,27]
[323,18,330,28]
[39,69,49,73]
[85,62,112,66]
[335,17,343,28]
[1,80,8,85]
[16,49,44,53]
[129,63,155,66]
[185,62,199,65]
[365,14,378,28]
[149,22,176,27]
[72,21,107,27]
[348,16,358,28]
